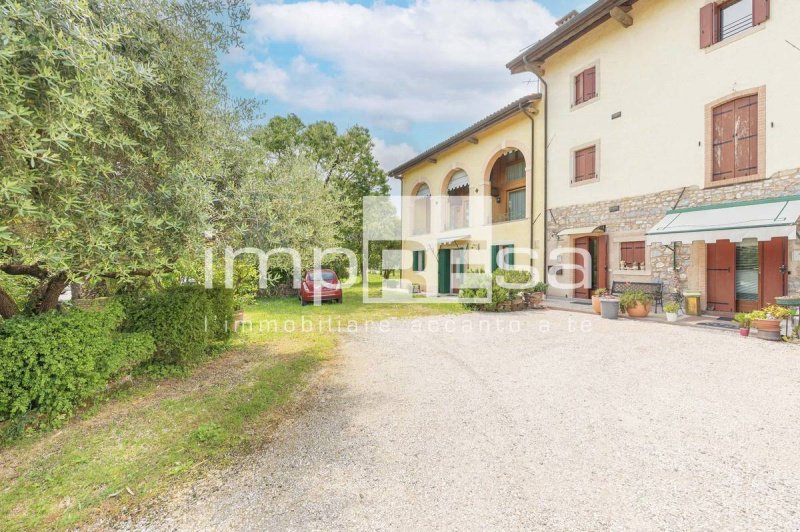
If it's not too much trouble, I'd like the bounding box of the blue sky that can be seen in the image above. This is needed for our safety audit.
[222,0,588,173]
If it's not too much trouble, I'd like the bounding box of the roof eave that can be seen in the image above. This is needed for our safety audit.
[388,94,541,179]
[506,0,635,74]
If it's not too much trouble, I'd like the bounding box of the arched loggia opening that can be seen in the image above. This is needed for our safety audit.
[412,183,431,235]
[444,169,470,230]
[487,149,526,224]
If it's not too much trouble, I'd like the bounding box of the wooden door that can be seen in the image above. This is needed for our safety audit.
[596,235,609,291]
[574,237,591,299]
[707,240,736,313]
[760,237,788,306]
[438,249,451,295]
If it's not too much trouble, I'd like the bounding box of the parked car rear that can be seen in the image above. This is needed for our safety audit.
[299,269,342,305]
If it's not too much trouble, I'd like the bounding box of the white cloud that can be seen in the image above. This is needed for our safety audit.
[372,138,418,172]
[239,0,555,129]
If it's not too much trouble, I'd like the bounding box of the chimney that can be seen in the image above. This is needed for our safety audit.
[555,10,579,27]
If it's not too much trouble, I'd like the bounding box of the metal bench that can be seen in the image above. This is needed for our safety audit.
[611,281,664,313]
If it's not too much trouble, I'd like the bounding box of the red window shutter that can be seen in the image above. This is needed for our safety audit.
[712,101,736,181]
[753,0,770,26]
[733,95,759,178]
[574,72,584,105]
[700,3,716,48]
[583,67,596,101]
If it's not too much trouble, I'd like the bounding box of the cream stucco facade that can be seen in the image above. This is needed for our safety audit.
[392,103,546,295]
[507,0,800,312]
[542,0,800,208]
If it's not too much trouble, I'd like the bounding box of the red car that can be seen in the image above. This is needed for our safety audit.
[299,269,343,305]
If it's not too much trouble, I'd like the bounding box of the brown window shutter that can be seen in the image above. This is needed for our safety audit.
[574,150,585,181]
[584,67,596,101]
[586,147,596,179]
[574,72,584,105]
[634,241,645,265]
[733,95,759,178]
[753,0,770,25]
[712,101,736,181]
[700,3,716,48]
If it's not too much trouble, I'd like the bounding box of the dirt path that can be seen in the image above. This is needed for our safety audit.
[123,311,800,530]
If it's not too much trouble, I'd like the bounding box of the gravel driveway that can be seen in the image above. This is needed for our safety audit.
[127,311,800,531]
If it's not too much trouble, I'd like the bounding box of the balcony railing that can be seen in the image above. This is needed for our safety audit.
[721,13,753,40]
[492,211,526,224]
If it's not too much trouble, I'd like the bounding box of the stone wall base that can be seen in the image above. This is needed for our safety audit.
[546,170,800,310]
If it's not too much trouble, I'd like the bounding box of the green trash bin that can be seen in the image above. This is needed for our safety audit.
[683,291,702,316]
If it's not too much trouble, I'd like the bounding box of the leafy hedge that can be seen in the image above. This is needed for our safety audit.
[0,302,155,427]
[121,286,234,367]
[459,269,545,311]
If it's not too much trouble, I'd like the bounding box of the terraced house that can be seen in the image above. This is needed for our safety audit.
[507,0,800,314]
[390,95,546,295]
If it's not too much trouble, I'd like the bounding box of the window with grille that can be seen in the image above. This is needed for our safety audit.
[700,1,769,49]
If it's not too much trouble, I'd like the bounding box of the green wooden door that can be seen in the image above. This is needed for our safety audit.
[438,249,451,294]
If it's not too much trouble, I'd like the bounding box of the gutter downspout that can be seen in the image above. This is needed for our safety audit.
[522,55,548,284]
[519,101,536,269]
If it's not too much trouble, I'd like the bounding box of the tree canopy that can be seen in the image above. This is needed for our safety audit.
[250,114,390,259]
[0,2,387,317]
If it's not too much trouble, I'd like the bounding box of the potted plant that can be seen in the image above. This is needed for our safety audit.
[751,305,792,341]
[599,293,620,320]
[619,288,653,318]
[664,302,680,322]
[591,288,607,314]
[733,312,752,337]
[525,282,548,309]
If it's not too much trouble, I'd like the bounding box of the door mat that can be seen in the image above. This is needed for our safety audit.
[695,321,739,331]
[571,301,592,306]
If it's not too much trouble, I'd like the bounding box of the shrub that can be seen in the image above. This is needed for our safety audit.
[750,305,792,321]
[459,269,537,311]
[121,286,234,367]
[664,302,681,314]
[619,289,654,311]
[0,302,155,427]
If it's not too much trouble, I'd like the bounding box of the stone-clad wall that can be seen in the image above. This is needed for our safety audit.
[547,169,800,301]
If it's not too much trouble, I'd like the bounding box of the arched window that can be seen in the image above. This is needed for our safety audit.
[445,170,469,230]
[413,184,431,234]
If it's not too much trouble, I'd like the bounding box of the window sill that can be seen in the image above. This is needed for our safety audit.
[570,177,600,188]
[613,269,651,277]
[570,95,599,112]
[704,172,764,189]
[705,23,766,54]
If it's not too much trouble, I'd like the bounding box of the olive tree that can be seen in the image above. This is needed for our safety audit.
[0,0,248,317]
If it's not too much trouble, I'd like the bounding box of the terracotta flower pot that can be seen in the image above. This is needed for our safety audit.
[529,292,544,309]
[739,328,750,337]
[625,302,651,318]
[591,296,602,314]
[753,318,780,333]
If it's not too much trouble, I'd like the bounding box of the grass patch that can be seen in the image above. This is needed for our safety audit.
[0,276,462,530]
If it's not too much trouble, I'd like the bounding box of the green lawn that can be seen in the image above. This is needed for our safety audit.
[0,276,463,530]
